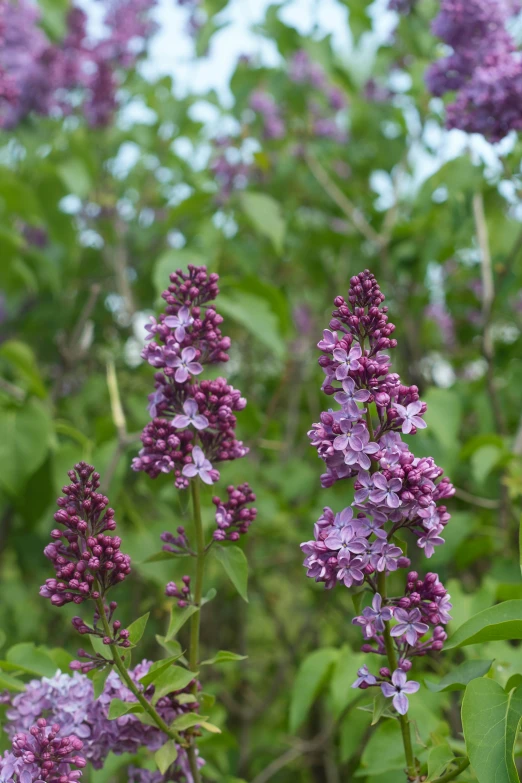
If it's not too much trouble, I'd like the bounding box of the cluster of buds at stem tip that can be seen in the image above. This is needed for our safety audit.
[165,575,192,607]
[302,270,454,715]
[132,265,256,595]
[40,462,132,672]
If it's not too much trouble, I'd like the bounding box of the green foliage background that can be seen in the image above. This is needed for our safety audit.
[2,0,522,780]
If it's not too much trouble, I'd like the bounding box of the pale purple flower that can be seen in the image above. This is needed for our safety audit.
[355,512,387,540]
[173,399,209,430]
[354,471,373,503]
[352,664,377,688]
[164,306,194,342]
[390,608,429,646]
[371,541,403,572]
[343,425,379,470]
[182,446,215,484]
[337,555,365,587]
[325,524,366,555]
[369,473,402,508]
[170,346,203,383]
[331,507,354,529]
[417,527,445,558]
[333,344,362,379]
[381,670,419,715]
[144,316,159,340]
[317,329,338,351]
[334,377,370,416]
[353,593,392,637]
[394,401,427,434]
[436,593,453,624]
[147,388,165,417]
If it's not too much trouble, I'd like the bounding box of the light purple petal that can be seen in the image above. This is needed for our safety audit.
[173,414,191,428]
[182,464,198,478]
[199,469,214,485]
[394,692,409,715]
[381,682,395,699]
[175,367,189,383]
[181,346,197,362]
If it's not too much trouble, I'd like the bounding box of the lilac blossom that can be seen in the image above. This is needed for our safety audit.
[390,608,429,646]
[182,446,215,485]
[351,665,376,688]
[417,527,445,558]
[381,670,420,715]
[170,347,203,384]
[164,306,194,342]
[369,473,402,508]
[173,399,209,430]
[353,594,393,637]
[394,401,427,434]
[334,377,370,416]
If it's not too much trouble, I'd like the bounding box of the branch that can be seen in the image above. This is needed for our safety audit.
[433,757,470,783]
[453,487,499,509]
[305,150,386,251]
[472,192,505,436]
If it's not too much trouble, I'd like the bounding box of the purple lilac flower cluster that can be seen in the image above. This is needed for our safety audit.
[0,0,156,129]
[3,664,202,781]
[212,483,257,541]
[40,463,131,609]
[132,265,249,489]
[388,0,417,12]
[249,90,285,139]
[288,50,347,142]
[0,718,86,783]
[301,270,454,715]
[426,0,522,141]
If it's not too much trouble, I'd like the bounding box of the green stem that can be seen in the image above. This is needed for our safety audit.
[94,596,180,742]
[433,757,470,783]
[377,572,417,781]
[187,478,205,783]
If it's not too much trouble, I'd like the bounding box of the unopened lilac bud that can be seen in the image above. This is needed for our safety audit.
[379,667,391,678]
[399,659,412,672]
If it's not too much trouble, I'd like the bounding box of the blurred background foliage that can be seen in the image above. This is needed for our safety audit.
[2,0,522,780]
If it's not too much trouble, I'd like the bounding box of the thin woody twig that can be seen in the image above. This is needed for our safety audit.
[472,192,506,436]
[305,150,386,251]
[453,487,499,509]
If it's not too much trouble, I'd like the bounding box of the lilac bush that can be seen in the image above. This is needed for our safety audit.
[302,270,455,778]
[426,0,522,141]
[0,0,156,128]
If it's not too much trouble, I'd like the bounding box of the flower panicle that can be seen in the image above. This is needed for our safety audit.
[302,270,454,715]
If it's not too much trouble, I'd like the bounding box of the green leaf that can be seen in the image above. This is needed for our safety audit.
[446,601,522,649]
[108,698,145,719]
[166,605,199,640]
[151,666,198,704]
[240,192,286,254]
[0,400,52,495]
[426,743,455,782]
[142,550,185,563]
[462,679,522,783]
[218,293,286,359]
[155,635,183,659]
[139,657,182,687]
[289,648,338,733]
[155,740,178,775]
[423,387,462,451]
[471,445,502,484]
[200,720,221,734]
[92,666,111,699]
[213,545,249,602]
[201,650,247,665]
[506,674,522,693]
[201,587,217,605]
[0,671,25,692]
[170,712,208,731]
[127,612,149,646]
[6,643,57,677]
[0,340,46,397]
[57,158,92,199]
[425,660,494,692]
[371,690,391,725]
[90,634,111,658]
